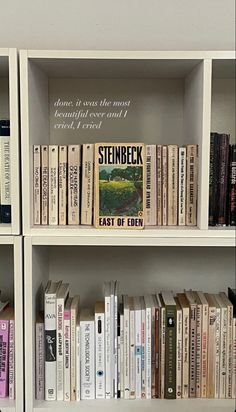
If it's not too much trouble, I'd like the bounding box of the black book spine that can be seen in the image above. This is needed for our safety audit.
[209,133,219,226]
[229,144,236,226]
[217,134,230,225]
[164,305,176,399]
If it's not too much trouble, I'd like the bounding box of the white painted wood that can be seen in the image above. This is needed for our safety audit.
[0,399,16,412]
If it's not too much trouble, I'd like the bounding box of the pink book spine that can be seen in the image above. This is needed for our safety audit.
[9,319,15,400]
[0,320,9,398]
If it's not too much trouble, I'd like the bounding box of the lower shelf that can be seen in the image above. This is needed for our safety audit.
[33,399,235,412]
[0,398,16,412]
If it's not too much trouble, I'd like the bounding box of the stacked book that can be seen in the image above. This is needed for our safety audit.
[33,143,198,228]
[0,120,11,224]
[0,292,15,399]
[35,282,236,401]
[209,132,236,226]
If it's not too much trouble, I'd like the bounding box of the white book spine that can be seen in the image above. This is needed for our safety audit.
[81,144,94,225]
[162,146,168,226]
[178,147,186,226]
[120,311,124,399]
[182,307,189,399]
[226,303,233,398]
[196,303,202,398]
[76,323,80,401]
[145,306,152,399]
[214,307,221,398]
[124,303,130,399]
[114,291,118,398]
[176,307,182,399]
[49,145,58,225]
[71,307,77,400]
[41,145,48,225]
[141,305,146,399]
[35,322,44,400]
[232,318,236,399]
[160,306,166,399]
[9,319,15,400]
[44,292,57,401]
[59,145,67,225]
[33,145,41,225]
[64,312,71,401]
[130,306,135,399]
[110,290,115,398]
[95,312,105,399]
[68,145,80,225]
[145,145,157,225]
[105,294,111,399]
[201,303,208,398]
[219,306,228,398]
[117,314,121,398]
[135,307,142,399]
[56,297,64,400]
[80,320,95,400]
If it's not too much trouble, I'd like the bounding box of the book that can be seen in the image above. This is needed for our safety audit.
[185,290,197,397]
[218,134,230,225]
[178,147,186,226]
[0,135,11,223]
[134,296,142,399]
[80,308,95,400]
[162,145,168,226]
[76,316,80,401]
[219,292,233,398]
[156,293,166,399]
[49,146,58,225]
[212,294,221,398]
[0,120,10,136]
[157,145,162,225]
[145,145,157,225]
[162,292,176,399]
[129,297,135,399]
[33,145,41,225]
[81,144,94,225]
[70,295,80,401]
[35,312,44,400]
[0,308,13,398]
[113,281,118,399]
[68,145,81,225]
[209,133,219,226]
[192,291,202,398]
[41,145,48,225]
[64,297,72,401]
[119,302,124,399]
[56,283,69,400]
[167,145,178,226]
[196,291,208,398]
[151,295,157,398]
[140,296,146,399]
[154,300,160,398]
[104,282,111,399]
[123,295,130,399]
[214,293,228,398]
[58,145,67,225]
[94,143,145,229]
[176,292,189,398]
[117,307,121,398]
[186,144,198,226]
[205,293,216,398]
[95,301,105,399]
[232,317,236,399]
[174,297,182,399]
[144,294,153,399]
[229,144,236,226]
[44,280,61,401]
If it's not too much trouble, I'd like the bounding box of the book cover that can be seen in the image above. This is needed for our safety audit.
[81,144,94,225]
[33,145,41,225]
[186,144,198,226]
[68,145,81,225]
[95,301,105,399]
[178,147,186,226]
[162,146,168,226]
[167,145,178,226]
[56,283,69,400]
[64,297,72,401]
[162,292,176,399]
[49,146,58,226]
[145,145,157,225]
[94,143,145,229]
[41,145,48,225]
[58,145,67,226]
[35,312,44,400]
[80,309,95,400]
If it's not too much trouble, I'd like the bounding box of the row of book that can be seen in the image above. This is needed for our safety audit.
[0,292,15,399]
[0,120,11,224]
[35,281,236,401]
[33,143,198,229]
[209,133,235,226]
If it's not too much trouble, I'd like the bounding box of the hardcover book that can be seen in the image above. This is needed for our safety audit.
[94,143,145,229]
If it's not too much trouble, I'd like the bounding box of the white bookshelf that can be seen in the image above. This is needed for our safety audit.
[0,49,20,235]
[0,236,23,412]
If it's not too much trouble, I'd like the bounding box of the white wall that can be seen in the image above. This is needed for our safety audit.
[0,0,235,50]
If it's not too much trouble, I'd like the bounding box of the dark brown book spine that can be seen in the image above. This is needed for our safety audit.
[209,133,219,226]
[218,134,230,225]
[155,307,160,398]
[229,144,236,226]
[164,305,176,399]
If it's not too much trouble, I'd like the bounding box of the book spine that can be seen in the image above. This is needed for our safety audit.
[196,303,202,398]
[44,292,57,400]
[209,133,219,226]
[155,307,160,398]
[207,306,216,398]
[35,322,45,400]
[8,319,15,400]
[232,318,236,399]
[145,306,152,399]
[226,304,233,398]
[33,145,41,225]
[218,134,230,225]
[130,307,135,399]
[201,303,208,398]
[214,307,221,398]
[114,290,118,398]
[160,306,166,399]
[178,147,186,226]
[151,306,156,398]
[182,307,189,399]
[162,146,168,226]
[120,311,124,399]
[49,145,58,225]
[110,290,115,398]
[141,305,146,398]
[186,144,198,226]
[68,145,80,225]
[76,323,80,401]
[95,311,105,399]
[117,311,121,398]
[0,320,9,397]
[81,144,94,225]
[70,308,77,400]
[41,145,48,225]
[176,307,182,399]
[64,310,71,401]
[0,137,11,223]
[219,306,227,398]
[167,145,178,225]
[229,145,236,226]
[157,144,162,225]
[80,321,95,400]
[124,305,130,399]
[189,304,197,397]
[56,298,64,400]
[145,145,157,225]
[164,305,176,399]
[58,145,67,225]
[105,294,111,399]
[135,309,142,399]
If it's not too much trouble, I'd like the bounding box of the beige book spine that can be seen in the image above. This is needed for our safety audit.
[49,146,58,225]
[176,305,182,399]
[41,145,48,225]
[162,146,168,226]
[207,305,216,398]
[59,146,67,225]
[186,144,198,226]
[160,306,166,399]
[145,145,157,225]
[182,306,189,398]
[201,302,208,398]
[68,145,81,225]
[81,144,94,225]
[157,145,162,225]
[220,295,233,399]
[33,145,41,225]
[219,304,227,398]
[214,305,221,398]
[178,147,186,226]
[196,302,202,398]
[70,298,79,400]
[167,145,178,225]
[232,318,236,399]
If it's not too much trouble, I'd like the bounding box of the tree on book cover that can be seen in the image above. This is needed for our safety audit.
[94,143,144,229]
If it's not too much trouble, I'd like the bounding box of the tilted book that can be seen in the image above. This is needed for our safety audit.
[33,145,41,225]
[41,145,49,225]
[80,309,95,400]
[81,144,94,225]
[94,143,145,229]
[145,145,157,225]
